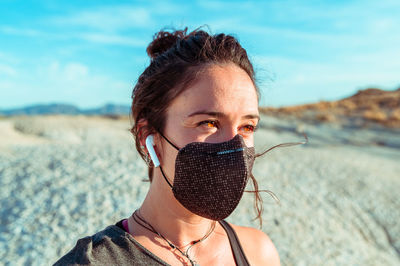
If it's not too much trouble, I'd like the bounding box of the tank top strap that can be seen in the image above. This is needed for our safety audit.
[219,220,251,266]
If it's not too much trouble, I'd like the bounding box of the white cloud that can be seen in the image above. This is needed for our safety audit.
[0,26,42,37]
[254,55,400,106]
[64,63,89,81]
[203,1,400,107]
[78,33,146,47]
[0,64,17,77]
[207,0,400,46]
[0,5,158,47]
[0,25,147,47]
[197,0,255,10]
[0,52,20,65]
[50,5,153,31]
[368,18,398,33]
[150,1,189,15]
[0,60,132,108]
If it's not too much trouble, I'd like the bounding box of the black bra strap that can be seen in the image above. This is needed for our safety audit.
[219,220,250,266]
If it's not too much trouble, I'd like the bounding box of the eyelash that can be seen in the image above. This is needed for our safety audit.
[244,124,259,132]
[197,120,258,133]
[198,120,219,128]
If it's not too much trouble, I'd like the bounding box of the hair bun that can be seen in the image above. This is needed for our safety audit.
[146,28,188,59]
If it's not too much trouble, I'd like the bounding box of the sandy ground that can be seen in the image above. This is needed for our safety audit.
[0,115,399,265]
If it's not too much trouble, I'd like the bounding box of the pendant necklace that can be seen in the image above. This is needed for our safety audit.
[132,209,216,266]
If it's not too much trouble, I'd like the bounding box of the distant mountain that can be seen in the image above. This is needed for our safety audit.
[0,103,130,116]
[82,104,130,115]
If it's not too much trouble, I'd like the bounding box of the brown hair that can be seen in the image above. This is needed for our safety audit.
[130,27,267,226]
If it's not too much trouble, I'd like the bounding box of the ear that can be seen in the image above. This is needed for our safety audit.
[151,133,163,163]
[136,119,151,149]
[136,119,162,160]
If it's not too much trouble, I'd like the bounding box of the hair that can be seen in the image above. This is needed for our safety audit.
[130,27,269,227]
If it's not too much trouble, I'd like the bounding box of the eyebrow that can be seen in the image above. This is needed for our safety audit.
[187,110,260,121]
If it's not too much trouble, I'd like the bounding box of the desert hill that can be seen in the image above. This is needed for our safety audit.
[260,88,400,128]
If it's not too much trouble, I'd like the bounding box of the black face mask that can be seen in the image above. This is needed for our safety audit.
[158,133,255,221]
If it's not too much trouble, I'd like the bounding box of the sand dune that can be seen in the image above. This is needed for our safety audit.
[0,115,399,265]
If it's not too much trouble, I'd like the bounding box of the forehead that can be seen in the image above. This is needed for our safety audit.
[167,63,259,118]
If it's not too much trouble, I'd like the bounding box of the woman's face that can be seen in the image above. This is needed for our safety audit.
[157,63,259,173]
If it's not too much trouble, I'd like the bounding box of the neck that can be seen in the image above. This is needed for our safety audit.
[133,170,215,247]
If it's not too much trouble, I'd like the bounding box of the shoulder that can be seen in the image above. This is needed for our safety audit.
[230,223,281,266]
[53,225,134,265]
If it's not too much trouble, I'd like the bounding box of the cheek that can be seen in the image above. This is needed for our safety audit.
[242,134,255,148]
[158,141,179,174]
[159,141,172,159]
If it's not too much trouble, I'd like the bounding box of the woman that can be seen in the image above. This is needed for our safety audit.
[55,28,282,266]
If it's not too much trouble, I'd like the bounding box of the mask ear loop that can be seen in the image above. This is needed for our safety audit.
[157,131,180,151]
[153,131,179,188]
[255,132,308,158]
[159,166,173,188]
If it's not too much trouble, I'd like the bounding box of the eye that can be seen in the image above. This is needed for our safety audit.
[241,124,258,133]
[198,120,219,129]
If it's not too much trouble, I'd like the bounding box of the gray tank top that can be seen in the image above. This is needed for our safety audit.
[54,219,250,266]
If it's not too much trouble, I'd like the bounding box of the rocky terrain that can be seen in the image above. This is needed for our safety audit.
[0,111,399,265]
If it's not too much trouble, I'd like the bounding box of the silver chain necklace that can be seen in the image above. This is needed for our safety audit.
[132,209,216,266]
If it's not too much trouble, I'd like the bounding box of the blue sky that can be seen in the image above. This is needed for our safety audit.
[1,0,399,108]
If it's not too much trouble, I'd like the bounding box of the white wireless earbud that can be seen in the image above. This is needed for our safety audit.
[145,134,160,167]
